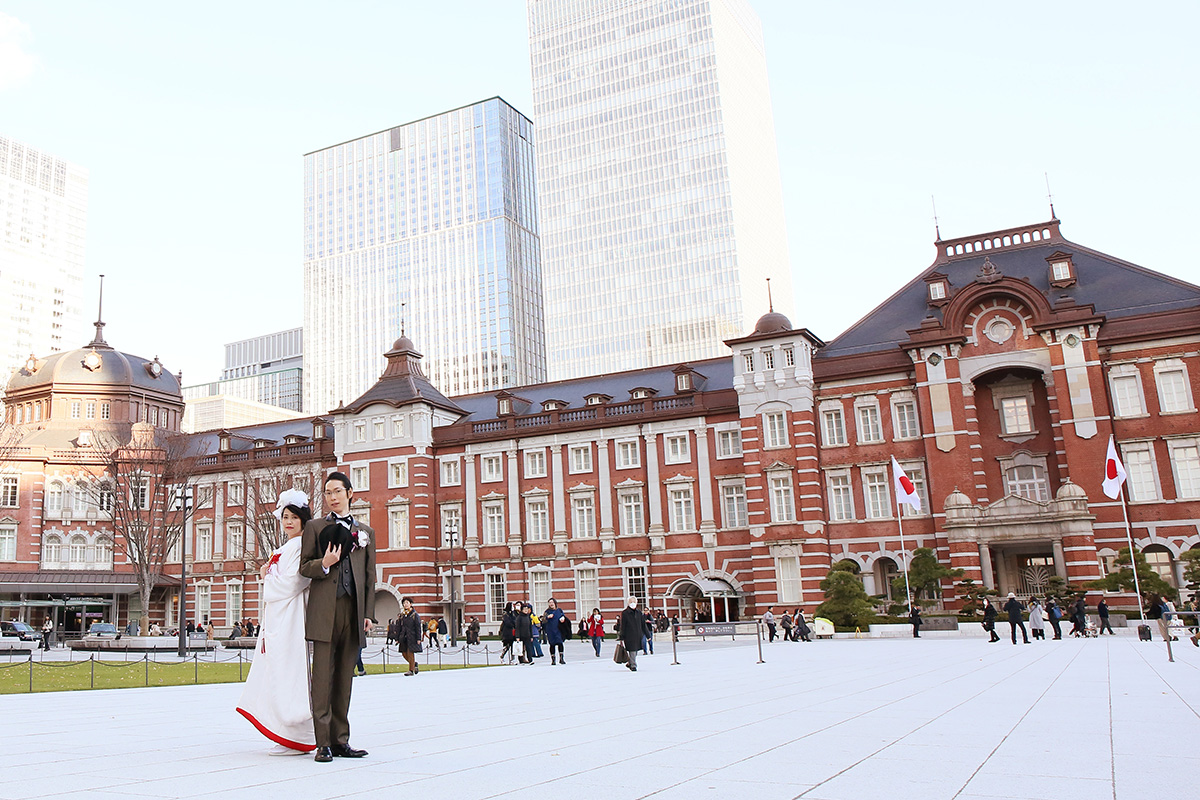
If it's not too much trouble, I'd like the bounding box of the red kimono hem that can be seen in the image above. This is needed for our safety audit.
[236,707,317,752]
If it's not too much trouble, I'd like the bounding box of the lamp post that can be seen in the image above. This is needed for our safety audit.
[177,486,193,658]
[446,519,459,646]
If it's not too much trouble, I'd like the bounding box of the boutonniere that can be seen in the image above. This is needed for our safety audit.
[353,530,370,550]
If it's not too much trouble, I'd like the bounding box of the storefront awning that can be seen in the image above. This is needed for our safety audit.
[0,572,179,595]
[694,577,739,597]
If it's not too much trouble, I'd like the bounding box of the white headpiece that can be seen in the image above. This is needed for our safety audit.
[273,489,310,520]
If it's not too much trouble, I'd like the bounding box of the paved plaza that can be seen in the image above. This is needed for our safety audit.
[1,632,1197,800]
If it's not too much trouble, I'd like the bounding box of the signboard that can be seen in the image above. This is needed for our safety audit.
[693,624,737,636]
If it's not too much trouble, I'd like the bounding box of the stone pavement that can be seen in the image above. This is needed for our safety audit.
[1,633,1197,800]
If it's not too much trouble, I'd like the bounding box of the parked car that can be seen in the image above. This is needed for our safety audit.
[1,621,43,642]
[88,623,119,637]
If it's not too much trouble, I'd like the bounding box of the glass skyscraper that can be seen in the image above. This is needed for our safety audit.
[528,0,793,380]
[303,98,545,413]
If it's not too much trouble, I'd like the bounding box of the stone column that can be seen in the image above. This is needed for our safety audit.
[597,438,613,535]
[978,542,995,588]
[464,455,478,547]
[550,445,568,556]
[995,549,1011,595]
[644,432,663,535]
[1052,539,1067,580]
[507,448,521,560]
[695,426,716,537]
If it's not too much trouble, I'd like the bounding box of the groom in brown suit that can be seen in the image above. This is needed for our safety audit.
[300,471,376,763]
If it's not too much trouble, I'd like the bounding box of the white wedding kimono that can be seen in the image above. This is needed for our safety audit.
[236,535,315,751]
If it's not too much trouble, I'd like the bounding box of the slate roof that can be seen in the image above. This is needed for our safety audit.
[6,324,181,397]
[339,337,464,416]
[186,417,332,458]
[818,219,1200,360]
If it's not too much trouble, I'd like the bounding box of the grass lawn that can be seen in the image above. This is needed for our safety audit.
[0,658,480,694]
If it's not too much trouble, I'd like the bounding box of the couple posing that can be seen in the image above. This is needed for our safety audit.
[236,472,377,762]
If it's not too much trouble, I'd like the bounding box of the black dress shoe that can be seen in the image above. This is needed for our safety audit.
[331,744,368,758]
[314,747,333,763]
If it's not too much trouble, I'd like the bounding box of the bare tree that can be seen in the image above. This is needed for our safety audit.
[225,462,324,567]
[77,422,207,635]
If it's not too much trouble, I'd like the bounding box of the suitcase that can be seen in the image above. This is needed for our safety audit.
[1138,624,1152,641]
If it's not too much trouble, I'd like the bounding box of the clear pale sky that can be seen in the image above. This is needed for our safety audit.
[2,1,1196,388]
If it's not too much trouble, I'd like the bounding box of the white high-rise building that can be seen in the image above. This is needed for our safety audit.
[303,98,546,414]
[528,0,793,379]
[0,137,88,373]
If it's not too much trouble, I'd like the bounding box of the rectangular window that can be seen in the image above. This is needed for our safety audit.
[392,416,405,437]
[1006,465,1050,502]
[1157,369,1190,413]
[669,487,694,531]
[0,477,16,508]
[530,572,551,612]
[388,459,408,488]
[100,402,110,420]
[372,419,385,440]
[900,467,928,517]
[569,445,592,473]
[721,482,748,528]
[353,422,366,443]
[70,401,80,419]
[576,568,599,616]
[197,526,213,561]
[618,492,643,536]
[823,408,847,446]
[524,450,546,478]
[828,473,854,521]
[893,400,920,440]
[350,465,369,491]
[616,440,640,468]
[716,430,742,458]
[864,470,890,519]
[481,455,503,482]
[228,523,244,557]
[1111,375,1144,417]
[441,459,461,486]
[1170,444,1200,499]
[227,482,243,505]
[482,502,505,545]
[743,352,754,372]
[486,573,507,622]
[625,565,648,608]
[440,506,461,547]
[856,404,883,443]
[770,475,795,523]
[526,498,549,542]
[763,411,788,449]
[778,556,801,603]
[783,348,796,367]
[389,507,409,549]
[197,584,211,623]
[1000,397,1033,434]
[572,495,595,538]
[1124,447,1158,502]
[227,583,242,626]
[664,434,690,464]
[763,350,775,370]
[0,525,15,560]
[85,401,95,420]
[132,477,150,510]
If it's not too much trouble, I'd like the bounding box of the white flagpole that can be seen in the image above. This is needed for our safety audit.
[897,500,913,610]
[1118,486,1146,622]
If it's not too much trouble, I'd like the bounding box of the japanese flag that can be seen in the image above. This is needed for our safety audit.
[892,456,921,512]
[1102,435,1127,500]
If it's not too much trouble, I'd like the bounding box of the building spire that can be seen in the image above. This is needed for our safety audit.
[400,301,406,338]
[87,274,111,349]
[766,278,774,312]
[1044,172,1057,220]
[931,195,941,241]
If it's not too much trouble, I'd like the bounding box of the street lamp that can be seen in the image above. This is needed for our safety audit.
[177,485,193,658]
[446,519,459,646]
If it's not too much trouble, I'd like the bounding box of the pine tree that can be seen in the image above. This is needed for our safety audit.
[816,562,875,629]
[890,547,963,609]
[1087,547,1176,600]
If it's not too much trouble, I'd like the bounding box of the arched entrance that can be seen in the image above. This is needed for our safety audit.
[666,577,740,622]
[374,590,400,625]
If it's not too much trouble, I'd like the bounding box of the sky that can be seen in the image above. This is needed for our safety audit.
[1,1,1197,387]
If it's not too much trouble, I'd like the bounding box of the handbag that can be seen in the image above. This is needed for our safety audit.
[613,641,628,664]
[513,640,525,658]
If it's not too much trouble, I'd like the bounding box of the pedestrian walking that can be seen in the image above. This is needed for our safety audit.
[587,608,605,657]
[516,603,535,664]
[1097,599,1115,635]
[763,607,777,642]
[779,610,793,642]
[1147,594,1175,642]
[642,610,655,655]
[396,597,423,676]
[1046,598,1063,639]
[909,604,922,638]
[427,617,440,650]
[1029,599,1045,640]
[466,616,481,646]
[40,617,53,650]
[793,609,812,642]
[1003,592,1030,644]
[616,597,646,672]
[543,598,567,665]
[982,597,1001,642]
[499,603,517,663]
[529,610,544,659]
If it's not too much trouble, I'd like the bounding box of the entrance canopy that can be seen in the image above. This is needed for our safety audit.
[667,577,739,598]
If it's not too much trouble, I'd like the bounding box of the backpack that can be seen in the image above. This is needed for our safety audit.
[1050,606,1062,620]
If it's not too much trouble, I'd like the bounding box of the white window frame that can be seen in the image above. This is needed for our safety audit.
[720,480,748,528]
[768,473,795,523]
[524,449,547,478]
[439,505,461,548]
[388,505,409,549]
[1167,439,1200,499]
[668,486,695,532]
[715,429,742,459]
[440,458,461,487]
[617,489,644,536]
[226,581,243,626]
[349,464,369,492]
[1004,464,1050,502]
[616,440,640,469]
[227,522,244,557]
[1108,364,1147,418]
[353,421,366,443]
[0,525,15,561]
[525,497,550,542]
[568,444,593,474]
[821,404,847,447]
[827,470,854,522]
[624,564,648,608]
[481,454,503,483]
[1000,396,1034,435]
[391,415,405,438]
[777,555,801,604]
[372,417,385,441]
[896,463,929,517]
[1154,359,1195,414]
[196,525,213,561]
[762,348,775,370]
[0,476,17,508]
[529,570,552,612]
[576,567,599,616]
[664,434,690,465]
[227,482,244,506]
[862,468,891,520]
[763,411,788,449]
[197,582,211,623]
[388,458,409,489]
[854,398,884,444]
[1121,441,1160,502]
[482,501,505,545]
[571,493,596,539]
[486,572,507,622]
[891,394,920,441]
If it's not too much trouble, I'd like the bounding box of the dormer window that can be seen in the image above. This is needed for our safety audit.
[676,373,691,392]
[924,272,950,307]
[1047,252,1077,288]
[929,281,946,301]
[312,420,325,440]
[542,400,565,412]
[630,388,655,400]
[219,434,231,452]
[585,394,610,406]
[498,397,513,415]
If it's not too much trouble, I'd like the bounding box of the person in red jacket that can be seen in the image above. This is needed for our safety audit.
[586,608,605,657]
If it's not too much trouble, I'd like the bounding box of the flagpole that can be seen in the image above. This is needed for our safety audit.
[897,500,912,610]
[1118,486,1146,622]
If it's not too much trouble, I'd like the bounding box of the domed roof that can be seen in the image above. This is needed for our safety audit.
[753,311,793,335]
[944,488,972,508]
[1055,480,1088,500]
[5,326,181,398]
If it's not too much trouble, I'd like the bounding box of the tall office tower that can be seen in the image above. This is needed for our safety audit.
[303,98,546,414]
[528,0,794,379]
[0,137,88,373]
[183,327,304,412]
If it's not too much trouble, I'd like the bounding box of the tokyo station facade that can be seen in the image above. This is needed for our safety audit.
[2,217,1199,632]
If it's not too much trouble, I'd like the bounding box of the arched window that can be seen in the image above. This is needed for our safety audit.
[43,535,62,566]
[875,557,900,601]
[47,481,64,513]
[1143,545,1176,588]
[1005,465,1049,502]
[72,482,88,514]
[98,482,114,513]
[96,537,114,568]
[68,535,87,566]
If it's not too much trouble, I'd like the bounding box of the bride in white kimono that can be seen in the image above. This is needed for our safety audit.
[236,489,315,754]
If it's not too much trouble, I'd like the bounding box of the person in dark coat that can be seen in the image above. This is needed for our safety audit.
[1003,592,1030,644]
[1070,596,1087,637]
[515,603,535,665]
[499,603,517,663]
[542,598,567,665]
[793,609,811,642]
[1045,598,1063,639]
[616,596,646,672]
[982,598,1000,642]
[909,605,922,638]
[1097,599,1114,635]
[466,616,481,645]
[557,612,572,645]
[395,597,423,676]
